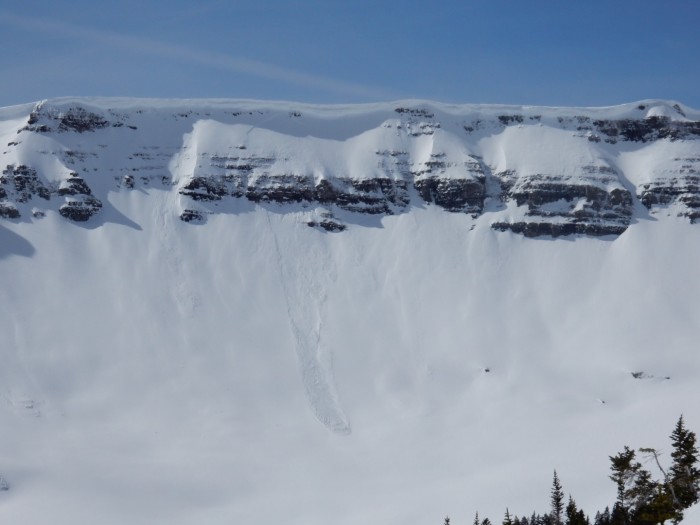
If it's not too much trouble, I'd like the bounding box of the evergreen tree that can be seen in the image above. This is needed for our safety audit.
[541,514,554,525]
[609,502,626,525]
[531,511,552,525]
[633,483,675,525]
[609,446,636,510]
[609,445,674,524]
[551,470,564,525]
[442,416,697,525]
[565,495,588,525]
[625,463,657,518]
[593,507,610,525]
[503,508,514,525]
[669,414,700,510]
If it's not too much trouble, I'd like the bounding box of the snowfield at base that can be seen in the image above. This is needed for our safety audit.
[0,98,698,525]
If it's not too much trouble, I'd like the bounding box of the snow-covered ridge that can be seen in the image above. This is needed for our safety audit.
[1,97,699,236]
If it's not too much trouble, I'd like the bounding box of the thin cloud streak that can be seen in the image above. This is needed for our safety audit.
[0,11,395,101]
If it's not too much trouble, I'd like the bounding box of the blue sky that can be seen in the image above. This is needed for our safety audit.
[2,0,699,108]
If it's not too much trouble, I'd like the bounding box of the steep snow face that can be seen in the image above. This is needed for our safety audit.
[0,98,699,525]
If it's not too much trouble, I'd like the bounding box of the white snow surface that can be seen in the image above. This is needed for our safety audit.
[0,98,699,524]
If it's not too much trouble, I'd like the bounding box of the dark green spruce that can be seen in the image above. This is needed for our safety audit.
[464,416,698,525]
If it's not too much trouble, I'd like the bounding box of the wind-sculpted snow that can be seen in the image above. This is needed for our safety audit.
[2,97,699,236]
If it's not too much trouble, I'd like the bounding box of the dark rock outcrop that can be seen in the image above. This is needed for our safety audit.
[57,174,102,222]
[180,209,205,223]
[0,165,50,218]
[412,155,486,214]
[0,164,103,221]
[245,174,316,204]
[253,174,407,214]
[591,116,700,143]
[491,166,633,237]
[179,175,231,201]
[56,107,110,133]
[394,107,440,136]
[1,165,50,204]
[180,151,411,215]
[554,114,700,143]
[58,197,102,221]
[414,177,485,214]
[0,202,20,219]
[58,173,93,196]
[316,177,409,214]
[307,220,346,232]
[638,157,700,222]
[307,211,346,232]
[491,220,628,238]
[25,104,111,134]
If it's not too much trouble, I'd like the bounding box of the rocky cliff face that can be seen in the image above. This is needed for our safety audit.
[637,155,700,222]
[0,164,102,222]
[1,98,699,235]
[491,166,634,237]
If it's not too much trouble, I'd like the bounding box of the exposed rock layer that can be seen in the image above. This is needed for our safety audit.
[2,99,700,235]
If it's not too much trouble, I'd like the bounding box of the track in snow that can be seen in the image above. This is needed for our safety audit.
[267,211,351,434]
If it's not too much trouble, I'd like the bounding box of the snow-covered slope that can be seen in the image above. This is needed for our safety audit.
[0,98,699,524]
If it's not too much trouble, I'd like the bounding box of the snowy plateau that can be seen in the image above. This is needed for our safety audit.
[0,97,699,524]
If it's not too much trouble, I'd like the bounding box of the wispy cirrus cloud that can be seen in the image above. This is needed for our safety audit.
[0,10,394,101]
